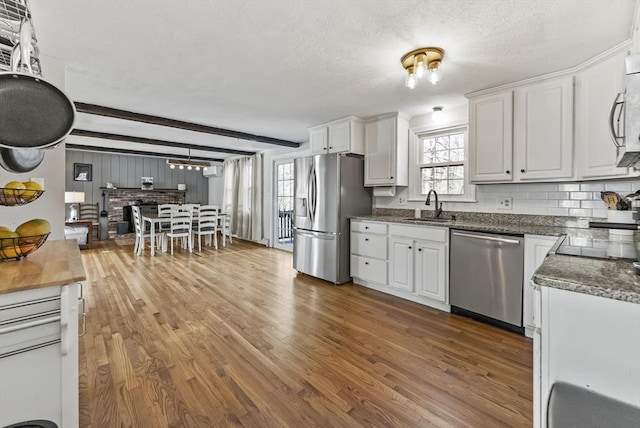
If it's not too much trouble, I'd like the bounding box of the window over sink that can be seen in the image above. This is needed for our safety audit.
[409,125,476,202]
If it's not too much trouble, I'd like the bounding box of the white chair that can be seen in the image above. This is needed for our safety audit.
[132,206,150,256]
[132,206,163,255]
[222,204,233,246]
[193,205,218,251]
[163,207,193,255]
[157,204,176,231]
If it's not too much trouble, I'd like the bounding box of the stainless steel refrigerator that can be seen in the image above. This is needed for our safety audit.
[293,153,372,284]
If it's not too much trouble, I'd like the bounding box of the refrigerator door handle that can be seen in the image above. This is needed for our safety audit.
[309,164,317,222]
[295,229,338,239]
[307,165,314,222]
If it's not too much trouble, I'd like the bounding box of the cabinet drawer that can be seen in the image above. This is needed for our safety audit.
[351,221,387,235]
[350,255,387,284]
[351,233,387,259]
[389,224,447,242]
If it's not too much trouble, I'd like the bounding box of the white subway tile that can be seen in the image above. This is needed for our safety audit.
[580,183,606,191]
[519,199,559,207]
[547,192,569,200]
[570,192,595,200]
[535,184,559,191]
[604,182,633,192]
[558,184,580,191]
[547,208,570,216]
[569,208,592,217]
[559,200,581,208]
[580,200,607,209]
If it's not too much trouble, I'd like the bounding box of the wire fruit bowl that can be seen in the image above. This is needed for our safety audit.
[0,187,44,205]
[0,232,50,260]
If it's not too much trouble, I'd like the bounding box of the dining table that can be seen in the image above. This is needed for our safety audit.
[141,212,229,256]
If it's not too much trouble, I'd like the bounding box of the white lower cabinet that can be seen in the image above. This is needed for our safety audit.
[523,235,558,337]
[351,220,449,311]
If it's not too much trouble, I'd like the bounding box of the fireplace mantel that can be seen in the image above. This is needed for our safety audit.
[100,187,186,193]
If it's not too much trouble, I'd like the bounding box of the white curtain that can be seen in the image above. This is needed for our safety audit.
[222,154,262,241]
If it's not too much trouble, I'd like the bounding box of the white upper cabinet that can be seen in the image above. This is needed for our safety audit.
[576,49,636,179]
[513,76,574,181]
[364,113,409,187]
[308,116,364,156]
[468,75,574,183]
[468,92,514,182]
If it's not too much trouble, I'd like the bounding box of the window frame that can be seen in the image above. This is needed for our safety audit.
[408,124,476,202]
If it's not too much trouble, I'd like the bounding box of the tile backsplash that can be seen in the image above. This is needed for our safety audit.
[375,179,640,219]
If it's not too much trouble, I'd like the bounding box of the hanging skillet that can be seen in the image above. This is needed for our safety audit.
[0,18,75,150]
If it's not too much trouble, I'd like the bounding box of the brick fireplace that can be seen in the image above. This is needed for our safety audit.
[103,188,186,235]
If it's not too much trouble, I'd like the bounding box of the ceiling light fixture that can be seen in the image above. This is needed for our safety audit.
[432,106,444,123]
[401,47,445,89]
[167,148,211,171]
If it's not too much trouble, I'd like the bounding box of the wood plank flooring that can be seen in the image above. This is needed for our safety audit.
[78,239,533,427]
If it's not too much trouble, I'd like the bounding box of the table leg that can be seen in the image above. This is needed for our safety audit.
[150,221,155,256]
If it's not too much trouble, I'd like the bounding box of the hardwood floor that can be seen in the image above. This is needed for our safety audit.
[78,239,533,427]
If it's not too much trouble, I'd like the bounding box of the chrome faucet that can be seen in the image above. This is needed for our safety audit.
[425,189,443,218]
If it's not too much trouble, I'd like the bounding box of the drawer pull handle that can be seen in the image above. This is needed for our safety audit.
[365,238,369,241]
[408,246,412,249]
[418,248,422,252]
[521,169,525,173]
[506,170,510,174]
[365,262,369,265]
[365,226,369,229]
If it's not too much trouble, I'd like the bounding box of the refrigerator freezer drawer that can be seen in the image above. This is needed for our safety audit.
[350,255,387,284]
[294,230,339,283]
[350,233,387,259]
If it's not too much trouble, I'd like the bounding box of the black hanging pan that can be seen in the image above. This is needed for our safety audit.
[0,19,75,150]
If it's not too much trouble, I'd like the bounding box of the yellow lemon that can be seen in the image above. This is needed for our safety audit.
[21,181,43,198]
[3,181,26,198]
[0,226,11,232]
[16,219,50,237]
[0,230,19,248]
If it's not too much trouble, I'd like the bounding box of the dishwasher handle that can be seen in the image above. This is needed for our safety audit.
[452,231,521,245]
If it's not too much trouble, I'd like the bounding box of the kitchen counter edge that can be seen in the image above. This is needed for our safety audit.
[0,240,86,295]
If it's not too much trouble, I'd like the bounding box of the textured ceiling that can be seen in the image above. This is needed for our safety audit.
[28,0,638,157]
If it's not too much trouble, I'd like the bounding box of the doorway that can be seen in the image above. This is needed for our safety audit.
[274,160,294,251]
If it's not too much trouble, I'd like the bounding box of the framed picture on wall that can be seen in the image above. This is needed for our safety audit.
[73,163,92,181]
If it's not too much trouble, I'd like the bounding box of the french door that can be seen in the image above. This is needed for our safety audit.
[274,160,294,251]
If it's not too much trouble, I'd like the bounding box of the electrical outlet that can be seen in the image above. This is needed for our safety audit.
[398,196,407,206]
[497,196,512,210]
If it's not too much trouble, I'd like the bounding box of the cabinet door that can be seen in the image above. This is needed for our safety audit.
[523,235,556,331]
[469,91,514,182]
[514,77,574,181]
[365,117,396,186]
[414,241,447,303]
[310,127,328,155]
[328,120,350,153]
[388,237,413,292]
[577,51,632,179]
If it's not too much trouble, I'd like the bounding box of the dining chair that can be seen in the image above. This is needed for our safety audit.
[79,202,101,240]
[222,204,233,246]
[157,203,176,232]
[163,207,193,255]
[132,206,151,256]
[193,205,218,251]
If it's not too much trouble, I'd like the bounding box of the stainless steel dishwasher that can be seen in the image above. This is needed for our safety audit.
[449,230,524,333]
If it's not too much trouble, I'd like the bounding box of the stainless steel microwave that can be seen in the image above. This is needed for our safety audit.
[612,54,640,167]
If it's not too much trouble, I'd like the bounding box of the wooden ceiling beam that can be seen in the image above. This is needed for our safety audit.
[70,129,255,156]
[74,102,301,148]
[65,144,224,163]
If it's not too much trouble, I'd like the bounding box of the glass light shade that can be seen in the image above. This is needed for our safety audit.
[405,73,417,89]
[415,59,427,79]
[195,166,200,171]
[428,68,441,85]
[179,165,184,170]
[187,165,193,170]
[170,164,175,169]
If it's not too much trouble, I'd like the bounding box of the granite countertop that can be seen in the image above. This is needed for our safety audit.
[533,254,640,304]
[0,240,86,295]
[351,215,577,237]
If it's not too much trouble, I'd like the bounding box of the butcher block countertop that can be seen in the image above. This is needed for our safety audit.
[0,240,86,295]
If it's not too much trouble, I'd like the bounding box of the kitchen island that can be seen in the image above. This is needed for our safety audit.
[532,254,640,428]
[0,240,86,428]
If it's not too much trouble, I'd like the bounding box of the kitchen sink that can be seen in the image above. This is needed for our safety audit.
[403,217,451,222]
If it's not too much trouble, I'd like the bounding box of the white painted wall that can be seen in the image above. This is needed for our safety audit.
[0,55,67,240]
[207,176,224,207]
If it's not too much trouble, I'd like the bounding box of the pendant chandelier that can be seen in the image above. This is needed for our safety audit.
[166,148,210,171]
